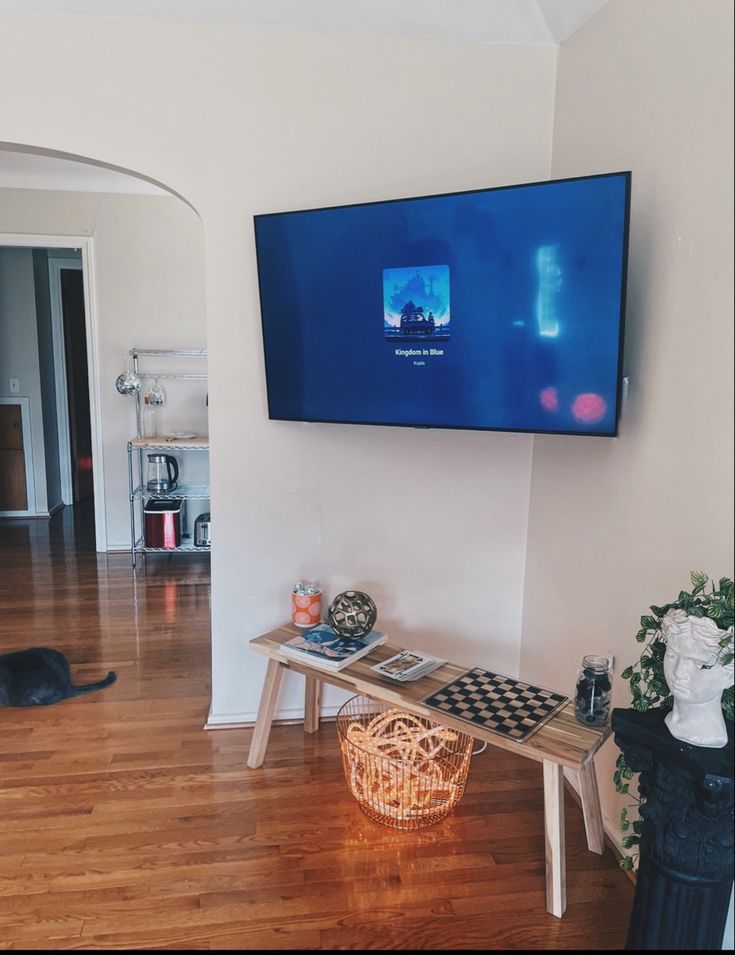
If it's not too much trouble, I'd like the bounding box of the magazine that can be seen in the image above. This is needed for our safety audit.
[370,649,446,682]
[280,623,387,671]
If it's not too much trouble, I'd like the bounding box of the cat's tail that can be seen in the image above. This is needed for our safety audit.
[70,671,117,696]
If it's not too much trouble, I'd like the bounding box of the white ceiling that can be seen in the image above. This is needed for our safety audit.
[0,0,610,46]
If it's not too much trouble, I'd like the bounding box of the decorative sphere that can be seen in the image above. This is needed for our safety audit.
[328,590,377,639]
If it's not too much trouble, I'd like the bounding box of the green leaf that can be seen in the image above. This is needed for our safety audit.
[621,666,634,679]
[640,615,658,630]
[635,628,647,643]
[632,820,643,834]
[619,856,635,871]
[691,570,708,594]
[618,784,630,795]
[722,686,734,722]
[622,835,640,849]
[632,698,648,712]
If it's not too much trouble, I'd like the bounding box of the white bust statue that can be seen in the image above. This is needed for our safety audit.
[662,609,734,748]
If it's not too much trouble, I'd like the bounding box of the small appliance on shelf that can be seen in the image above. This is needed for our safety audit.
[146,453,179,493]
[144,499,183,549]
[194,512,211,547]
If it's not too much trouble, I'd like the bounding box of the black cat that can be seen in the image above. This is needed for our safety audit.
[0,648,116,707]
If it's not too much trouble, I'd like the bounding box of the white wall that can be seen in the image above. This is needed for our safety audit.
[0,12,556,722]
[0,245,48,513]
[0,189,207,547]
[520,0,734,861]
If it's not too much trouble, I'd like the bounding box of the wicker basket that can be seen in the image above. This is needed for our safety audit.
[336,695,473,830]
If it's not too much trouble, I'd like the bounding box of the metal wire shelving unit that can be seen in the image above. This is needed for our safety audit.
[126,348,209,568]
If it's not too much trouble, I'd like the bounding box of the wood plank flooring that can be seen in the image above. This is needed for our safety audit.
[0,505,633,949]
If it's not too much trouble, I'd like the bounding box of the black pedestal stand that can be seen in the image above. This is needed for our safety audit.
[612,708,734,950]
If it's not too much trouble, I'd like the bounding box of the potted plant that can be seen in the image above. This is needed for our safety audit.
[615,571,734,868]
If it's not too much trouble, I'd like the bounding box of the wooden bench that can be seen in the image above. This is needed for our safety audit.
[247,624,611,918]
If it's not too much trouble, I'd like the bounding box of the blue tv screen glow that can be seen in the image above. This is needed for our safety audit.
[254,171,630,436]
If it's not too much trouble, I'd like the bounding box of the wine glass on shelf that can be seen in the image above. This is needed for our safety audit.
[143,378,165,437]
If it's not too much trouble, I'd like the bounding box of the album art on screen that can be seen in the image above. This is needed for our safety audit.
[383,264,451,342]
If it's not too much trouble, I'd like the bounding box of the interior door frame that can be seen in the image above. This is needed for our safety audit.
[47,253,81,507]
[0,233,107,551]
[0,395,37,516]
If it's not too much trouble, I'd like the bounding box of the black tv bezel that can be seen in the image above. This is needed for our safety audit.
[254,170,631,438]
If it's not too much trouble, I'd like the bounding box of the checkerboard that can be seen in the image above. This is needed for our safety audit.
[422,667,568,742]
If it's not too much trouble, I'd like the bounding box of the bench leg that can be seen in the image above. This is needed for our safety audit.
[304,675,321,734]
[577,760,605,855]
[543,759,567,918]
[246,658,285,769]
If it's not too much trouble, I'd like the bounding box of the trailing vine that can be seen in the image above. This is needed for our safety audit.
[615,572,734,870]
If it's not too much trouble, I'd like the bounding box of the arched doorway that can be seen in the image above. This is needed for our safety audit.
[0,143,206,557]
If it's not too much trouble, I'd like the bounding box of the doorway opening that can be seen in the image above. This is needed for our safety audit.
[51,253,94,508]
[0,242,96,543]
[1,145,210,564]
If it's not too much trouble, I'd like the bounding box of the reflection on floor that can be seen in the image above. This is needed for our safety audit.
[0,500,211,693]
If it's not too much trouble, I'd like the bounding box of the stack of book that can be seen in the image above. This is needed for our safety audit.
[370,649,446,682]
[279,623,387,672]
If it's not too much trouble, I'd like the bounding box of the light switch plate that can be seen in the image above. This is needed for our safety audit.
[9,378,20,393]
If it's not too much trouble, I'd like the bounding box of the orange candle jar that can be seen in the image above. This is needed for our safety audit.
[291,582,322,628]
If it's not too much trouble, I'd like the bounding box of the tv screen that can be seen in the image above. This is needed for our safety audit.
[254,171,630,436]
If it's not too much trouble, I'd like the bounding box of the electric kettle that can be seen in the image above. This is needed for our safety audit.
[146,454,179,493]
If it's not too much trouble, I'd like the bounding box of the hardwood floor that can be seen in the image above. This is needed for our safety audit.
[0,505,633,950]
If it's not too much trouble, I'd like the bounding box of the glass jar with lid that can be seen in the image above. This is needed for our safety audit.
[574,655,613,726]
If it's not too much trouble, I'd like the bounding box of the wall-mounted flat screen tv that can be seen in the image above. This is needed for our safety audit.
[254,171,630,436]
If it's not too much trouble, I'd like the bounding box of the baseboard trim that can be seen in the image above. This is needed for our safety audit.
[203,703,341,730]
